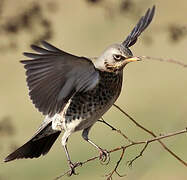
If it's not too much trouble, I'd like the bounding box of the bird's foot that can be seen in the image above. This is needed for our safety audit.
[68,161,82,176]
[99,148,110,165]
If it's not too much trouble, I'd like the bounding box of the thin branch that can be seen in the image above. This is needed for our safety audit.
[113,104,187,167]
[98,117,135,143]
[106,148,126,180]
[108,128,187,155]
[98,118,116,130]
[140,55,187,67]
[54,128,187,180]
[127,141,149,167]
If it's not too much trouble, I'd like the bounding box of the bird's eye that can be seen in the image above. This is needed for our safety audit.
[113,54,122,61]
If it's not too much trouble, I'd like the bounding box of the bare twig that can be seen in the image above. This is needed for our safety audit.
[98,117,116,130]
[106,148,126,180]
[54,128,187,180]
[127,141,149,167]
[113,104,187,167]
[140,55,187,67]
[128,128,187,167]
[98,117,134,143]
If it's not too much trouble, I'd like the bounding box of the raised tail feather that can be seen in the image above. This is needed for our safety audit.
[4,122,60,162]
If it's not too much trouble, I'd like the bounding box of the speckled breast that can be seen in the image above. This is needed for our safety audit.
[64,71,123,130]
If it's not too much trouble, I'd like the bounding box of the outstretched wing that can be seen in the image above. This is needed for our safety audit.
[21,41,99,117]
[122,5,155,47]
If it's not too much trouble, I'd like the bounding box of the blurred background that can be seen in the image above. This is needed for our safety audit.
[1,0,187,179]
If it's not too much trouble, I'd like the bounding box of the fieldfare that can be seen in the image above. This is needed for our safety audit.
[5,6,155,175]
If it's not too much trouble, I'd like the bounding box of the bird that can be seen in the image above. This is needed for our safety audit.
[4,6,155,175]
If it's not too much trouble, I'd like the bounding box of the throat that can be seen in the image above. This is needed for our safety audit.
[98,70,123,91]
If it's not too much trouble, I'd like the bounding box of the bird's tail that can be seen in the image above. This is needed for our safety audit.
[4,121,61,162]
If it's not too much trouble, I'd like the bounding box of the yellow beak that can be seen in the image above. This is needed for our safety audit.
[125,56,141,63]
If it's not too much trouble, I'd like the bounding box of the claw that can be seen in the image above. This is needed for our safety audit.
[99,149,110,165]
[68,162,82,176]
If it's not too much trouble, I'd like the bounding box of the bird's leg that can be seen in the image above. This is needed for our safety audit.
[82,126,110,163]
[62,131,81,176]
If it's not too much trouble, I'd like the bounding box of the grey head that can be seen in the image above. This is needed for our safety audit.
[94,5,155,73]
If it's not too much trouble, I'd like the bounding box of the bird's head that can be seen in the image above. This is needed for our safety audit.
[94,44,140,72]
[94,5,155,73]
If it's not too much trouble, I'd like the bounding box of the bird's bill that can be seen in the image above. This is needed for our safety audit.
[125,56,141,63]
[115,56,141,71]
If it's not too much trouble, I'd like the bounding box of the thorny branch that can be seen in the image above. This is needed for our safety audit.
[54,116,187,180]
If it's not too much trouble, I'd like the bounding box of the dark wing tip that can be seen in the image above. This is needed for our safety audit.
[4,157,10,162]
[20,60,27,64]
[122,5,156,48]
[4,154,17,162]
[40,41,63,53]
[21,41,65,66]
[152,5,156,12]
[23,52,39,58]
[22,41,63,59]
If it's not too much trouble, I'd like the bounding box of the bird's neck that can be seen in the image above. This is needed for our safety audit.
[91,56,104,71]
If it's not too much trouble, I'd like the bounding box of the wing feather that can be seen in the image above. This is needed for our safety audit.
[122,6,155,47]
[21,41,99,117]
